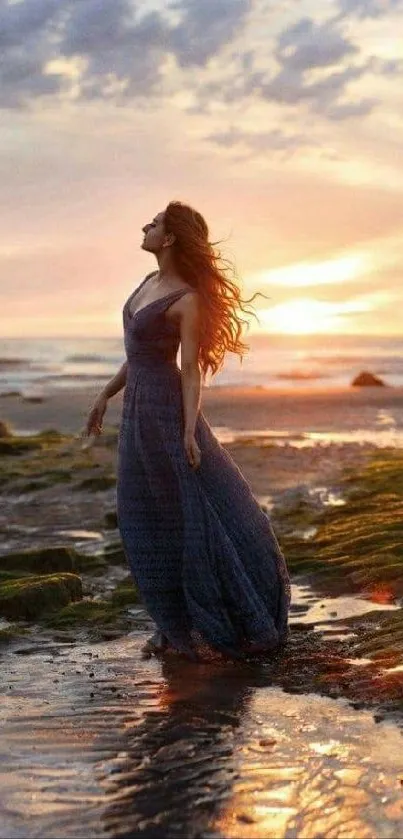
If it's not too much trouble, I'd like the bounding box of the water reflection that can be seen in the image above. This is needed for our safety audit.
[101,657,279,838]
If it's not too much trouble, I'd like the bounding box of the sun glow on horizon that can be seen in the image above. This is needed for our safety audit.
[254,292,393,335]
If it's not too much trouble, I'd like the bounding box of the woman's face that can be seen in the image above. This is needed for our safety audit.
[141,211,167,253]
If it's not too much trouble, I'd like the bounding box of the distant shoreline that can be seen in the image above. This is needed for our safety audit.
[1,383,403,438]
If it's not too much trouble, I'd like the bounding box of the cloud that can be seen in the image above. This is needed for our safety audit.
[0,0,59,49]
[0,0,251,109]
[168,0,249,67]
[60,2,168,100]
[275,16,357,72]
[205,126,310,155]
[336,0,403,19]
[325,96,378,120]
[0,0,68,109]
[255,18,377,120]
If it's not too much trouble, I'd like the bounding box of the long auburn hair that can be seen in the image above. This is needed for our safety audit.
[164,201,269,383]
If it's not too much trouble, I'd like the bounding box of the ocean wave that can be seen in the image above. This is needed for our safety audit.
[275,370,330,381]
[36,373,110,382]
[64,353,108,363]
[306,354,403,366]
[0,358,29,368]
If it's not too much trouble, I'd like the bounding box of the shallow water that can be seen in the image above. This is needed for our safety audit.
[213,422,403,449]
[1,584,403,839]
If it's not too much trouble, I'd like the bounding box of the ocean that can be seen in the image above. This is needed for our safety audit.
[0,333,402,398]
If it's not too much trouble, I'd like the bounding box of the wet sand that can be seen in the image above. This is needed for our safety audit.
[1,627,403,839]
[1,382,403,437]
[1,384,403,837]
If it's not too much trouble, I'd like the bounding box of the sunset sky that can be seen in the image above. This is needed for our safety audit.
[1,0,403,337]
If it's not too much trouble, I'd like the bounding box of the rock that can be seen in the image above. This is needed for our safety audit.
[22,395,45,403]
[104,510,118,529]
[103,542,126,565]
[110,579,140,607]
[73,475,116,492]
[0,420,13,438]
[351,371,386,387]
[0,573,82,621]
[0,437,43,456]
[0,546,77,574]
[34,428,64,442]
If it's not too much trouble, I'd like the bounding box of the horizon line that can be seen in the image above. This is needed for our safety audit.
[1,333,402,343]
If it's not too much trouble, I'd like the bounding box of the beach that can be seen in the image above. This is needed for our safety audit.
[1,382,402,491]
[2,380,403,436]
[1,382,403,837]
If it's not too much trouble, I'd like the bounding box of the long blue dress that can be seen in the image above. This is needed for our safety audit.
[117,274,291,660]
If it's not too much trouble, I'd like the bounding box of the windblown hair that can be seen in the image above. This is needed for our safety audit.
[164,200,268,383]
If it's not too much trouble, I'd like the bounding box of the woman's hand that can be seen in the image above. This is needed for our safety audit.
[184,431,201,469]
[85,393,108,437]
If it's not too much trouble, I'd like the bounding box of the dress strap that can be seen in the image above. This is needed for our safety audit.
[160,288,196,314]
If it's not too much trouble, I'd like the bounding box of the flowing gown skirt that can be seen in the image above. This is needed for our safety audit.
[117,281,291,660]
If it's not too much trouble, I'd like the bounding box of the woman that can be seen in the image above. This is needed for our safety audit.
[86,201,291,662]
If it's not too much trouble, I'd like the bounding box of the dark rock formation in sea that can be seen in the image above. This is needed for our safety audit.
[351,371,386,387]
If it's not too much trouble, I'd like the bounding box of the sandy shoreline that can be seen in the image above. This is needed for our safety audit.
[1,383,403,437]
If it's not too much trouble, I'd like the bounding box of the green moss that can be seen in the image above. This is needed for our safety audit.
[348,612,403,662]
[75,553,107,574]
[103,542,126,565]
[17,479,51,493]
[278,537,324,574]
[0,546,117,580]
[0,573,82,620]
[0,438,43,456]
[0,433,100,489]
[42,575,140,634]
[0,546,76,574]
[73,474,116,492]
[33,428,65,442]
[342,449,403,497]
[43,598,129,633]
[110,577,140,607]
[0,625,29,645]
[282,450,403,597]
[104,510,118,529]
[44,599,117,627]
[0,419,13,437]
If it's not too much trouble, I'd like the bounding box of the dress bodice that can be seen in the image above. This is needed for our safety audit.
[123,276,193,369]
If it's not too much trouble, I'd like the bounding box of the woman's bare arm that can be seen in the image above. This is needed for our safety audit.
[178,294,201,435]
[85,361,127,436]
[176,293,202,469]
[101,361,128,400]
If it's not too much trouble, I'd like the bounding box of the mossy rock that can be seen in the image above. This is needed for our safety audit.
[104,510,118,529]
[17,479,51,493]
[73,475,116,492]
[0,624,29,645]
[44,599,122,629]
[110,578,140,607]
[0,435,96,489]
[348,612,403,662]
[0,573,82,620]
[282,449,403,598]
[75,552,107,574]
[0,546,77,574]
[104,542,126,565]
[33,428,65,442]
[0,437,43,456]
[342,450,403,497]
[0,420,13,438]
